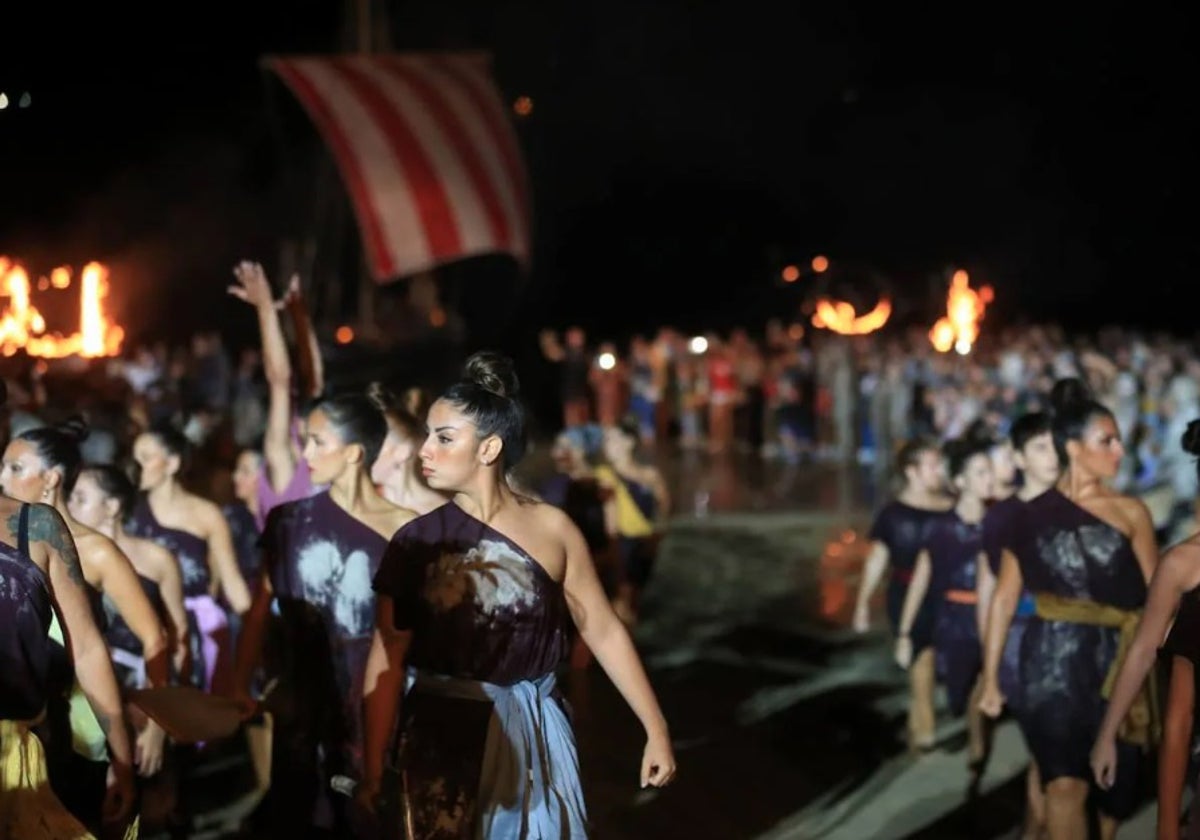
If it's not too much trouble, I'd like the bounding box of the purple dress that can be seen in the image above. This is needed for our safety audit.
[1,504,53,722]
[924,511,983,716]
[223,501,261,600]
[258,490,388,832]
[373,503,587,839]
[981,494,1036,711]
[126,496,224,690]
[102,575,165,689]
[1012,489,1147,819]
[869,501,942,655]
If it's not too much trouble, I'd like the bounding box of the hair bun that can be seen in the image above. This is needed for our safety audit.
[1049,377,1092,415]
[1183,418,1200,457]
[366,381,400,414]
[463,351,519,399]
[56,415,90,443]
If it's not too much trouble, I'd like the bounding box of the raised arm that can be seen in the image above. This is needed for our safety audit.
[979,549,1023,717]
[32,504,134,824]
[853,539,890,633]
[229,261,297,493]
[283,274,324,400]
[561,510,675,787]
[201,502,250,614]
[92,537,168,687]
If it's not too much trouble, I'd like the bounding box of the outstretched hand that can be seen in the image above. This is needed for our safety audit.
[228,261,274,310]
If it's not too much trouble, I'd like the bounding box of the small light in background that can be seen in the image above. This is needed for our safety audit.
[788,323,804,341]
[335,325,354,344]
[50,267,71,289]
[36,276,50,291]
[429,307,446,327]
[781,264,800,283]
[513,95,533,117]
[811,255,829,273]
[688,335,708,354]
[18,92,30,109]
[597,351,616,370]
[955,337,971,355]
[0,93,9,110]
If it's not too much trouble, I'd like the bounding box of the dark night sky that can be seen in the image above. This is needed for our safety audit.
[1,2,1197,347]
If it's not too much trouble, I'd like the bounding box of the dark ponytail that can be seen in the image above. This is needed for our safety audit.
[311,389,390,467]
[17,415,90,493]
[1048,377,1113,466]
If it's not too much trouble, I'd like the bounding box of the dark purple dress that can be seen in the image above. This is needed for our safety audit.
[223,501,261,600]
[869,501,942,655]
[259,490,388,832]
[1012,489,1148,818]
[126,495,219,689]
[924,511,983,716]
[373,503,585,839]
[102,575,165,689]
[982,494,1037,711]
[1,504,53,722]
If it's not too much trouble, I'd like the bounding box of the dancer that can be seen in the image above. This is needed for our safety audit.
[896,431,992,781]
[128,423,250,692]
[853,438,952,751]
[368,382,448,516]
[232,392,414,837]
[0,378,133,833]
[977,412,1060,839]
[593,416,670,625]
[1091,417,1200,838]
[69,464,191,773]
[980,378,1157,840]
[361,352,675,837]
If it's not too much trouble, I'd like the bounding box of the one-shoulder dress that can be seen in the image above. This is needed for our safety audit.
[1012,489,1149,819]
[373,502,587,839]
[127,495,226,691]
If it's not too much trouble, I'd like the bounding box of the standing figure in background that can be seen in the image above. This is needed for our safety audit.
[853,438,952,751]
[539,327,592,428]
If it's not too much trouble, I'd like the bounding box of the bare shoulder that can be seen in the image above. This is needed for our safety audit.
[524,497,577,540]
[126,534,176,575]
[1110,492,1155,534]
[186,492,225,527]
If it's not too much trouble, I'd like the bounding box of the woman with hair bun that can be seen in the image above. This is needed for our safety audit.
[1,418,173,829]
[1091,416,1200,839]
[895,430,993,783]
[128,422,250,695]
[980,378,1158,839]
[231,388,415,838]
[0,386,135,835]
[362,351,675,838]
[367,381,448,516]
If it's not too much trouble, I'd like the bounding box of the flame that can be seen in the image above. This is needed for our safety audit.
[929,269,991,355]
[811,296,892,335]
[1,257,125,358]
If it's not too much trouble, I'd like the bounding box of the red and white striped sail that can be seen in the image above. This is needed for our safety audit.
[265,52,531,284]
